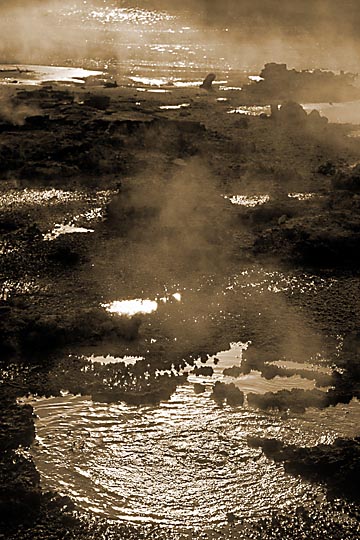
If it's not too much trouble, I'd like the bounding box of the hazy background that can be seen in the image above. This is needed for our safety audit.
[1,1,360,73]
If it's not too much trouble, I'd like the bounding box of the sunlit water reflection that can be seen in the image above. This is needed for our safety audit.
[0,64,103,86]
[224,194,270,207]
[302,101,360,124]
[24,258,360,528]
[88,355,144,365]
[3,3,359,530]
[224,192,325,207]
[103,298,159,316]
[31,385,360,527]
[2,3,252,90]
[0,186,112,241]
[43,224,95,241]
[57,3,244,86]
[3,3,360,127]
[228,106,271,116]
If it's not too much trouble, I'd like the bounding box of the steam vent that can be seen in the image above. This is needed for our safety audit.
[1,1,360,539]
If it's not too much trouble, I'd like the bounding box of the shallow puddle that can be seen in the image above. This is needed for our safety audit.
[159,103,190,110]
[43,224,95,241]
[288,192,323,200]
[103,298,159,316]
[0,187,111,211]
[0,188,84,209]
[189,342,323,394]
[224,194,270,207]
[88,355,145,365]
[228,105,271,116]
[1,3,359,534]
[102,292,182,317]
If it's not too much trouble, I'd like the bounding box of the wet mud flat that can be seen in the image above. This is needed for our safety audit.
[1,81,360,539]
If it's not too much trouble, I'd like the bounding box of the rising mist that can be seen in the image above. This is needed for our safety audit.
[1,0,360,72]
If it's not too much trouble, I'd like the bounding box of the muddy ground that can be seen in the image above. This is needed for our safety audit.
[1,80,360,538]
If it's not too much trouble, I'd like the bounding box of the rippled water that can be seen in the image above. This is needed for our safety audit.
[3,2,359,531]
[57,3,241,83]
[29,271,360,529]
[2,2,253,90]
[20,190,360,528]
[31,381,360,527]
[26,258,360,529]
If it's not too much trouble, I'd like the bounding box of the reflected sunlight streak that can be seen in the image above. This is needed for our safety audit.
[102,299,158,317]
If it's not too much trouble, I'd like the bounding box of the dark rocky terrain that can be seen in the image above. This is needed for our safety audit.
[1,69,360,538]
[241,63,360,103]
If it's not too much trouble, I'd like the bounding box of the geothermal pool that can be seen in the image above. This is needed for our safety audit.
[30,359,360,528]
[28,266,360,530]
[2,2,360,536]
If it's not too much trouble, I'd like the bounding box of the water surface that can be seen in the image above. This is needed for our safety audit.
[29,266,360,528]
[31,385,360,527]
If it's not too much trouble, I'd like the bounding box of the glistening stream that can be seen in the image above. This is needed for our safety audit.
[28,269,360,529]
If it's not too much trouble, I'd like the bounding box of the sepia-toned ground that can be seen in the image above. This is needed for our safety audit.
[1,76,360,539]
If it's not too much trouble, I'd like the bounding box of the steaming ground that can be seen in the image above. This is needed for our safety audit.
[1,98,360,537]
[1,2,360,539]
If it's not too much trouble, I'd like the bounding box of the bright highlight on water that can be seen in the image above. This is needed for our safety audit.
[102,299,159,317]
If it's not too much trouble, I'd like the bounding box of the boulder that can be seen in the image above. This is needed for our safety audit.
[212,381,244,406]
[83,94,111,110]
[308,109,328,127]
[317,161,336,176]
[200,73,216,91]
[192,365,214,377]
[222,365,242,377]
[277,101,307,124]
[194,383,206,394]
[332,164,360,192]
